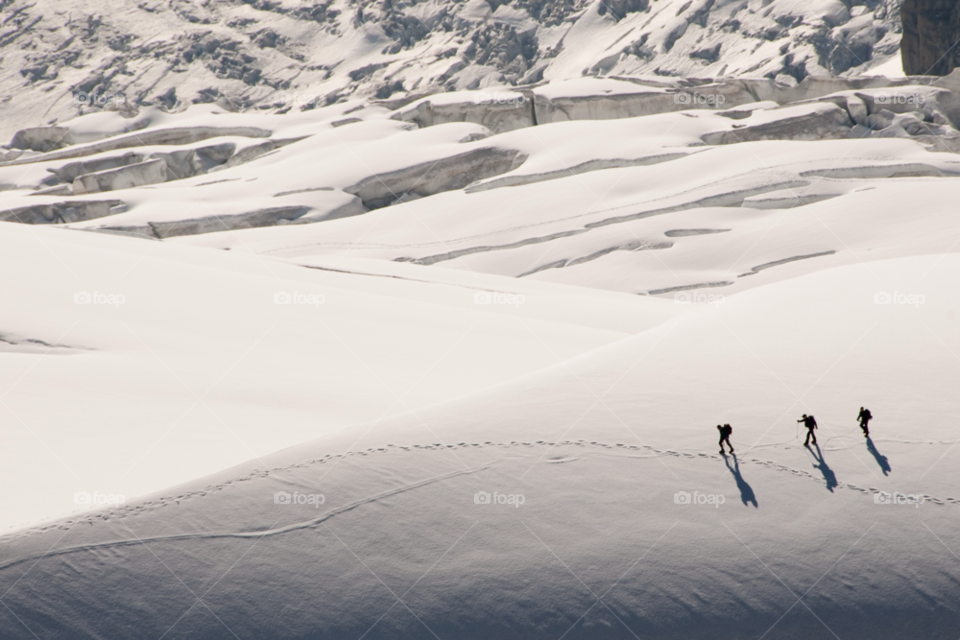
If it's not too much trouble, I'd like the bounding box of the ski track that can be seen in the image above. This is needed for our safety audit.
[3,439,957,569]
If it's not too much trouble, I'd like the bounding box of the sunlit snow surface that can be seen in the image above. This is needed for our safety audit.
[1,71,960,637]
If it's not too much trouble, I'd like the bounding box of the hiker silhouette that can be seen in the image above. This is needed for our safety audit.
[717,424,734,454]
[724,453,758,507]
[858,407,873,437]
[798,414,818,446]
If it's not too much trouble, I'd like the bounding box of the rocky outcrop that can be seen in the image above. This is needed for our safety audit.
[465,153,691,193]
[73,159,168,194]
[345,147,527,209]
[702,103,853,145]
[901,0,960,76]
[49,152,146,184]
[212,137,307,171]
[103,205,314,239]
[0,0,909,139]
[393,93,535,134]
[0,200,123,224]
[0,126,270,167]
[9,127,74,152]
[45,143,238,192]
[534,83,757,124]
[149,143,237,179]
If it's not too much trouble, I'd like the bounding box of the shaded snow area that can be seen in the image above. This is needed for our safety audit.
[1,22,960,640]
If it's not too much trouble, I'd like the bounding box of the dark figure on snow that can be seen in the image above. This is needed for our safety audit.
[798,414,818,446]
[717,423,734,454]
[858,407,872,437]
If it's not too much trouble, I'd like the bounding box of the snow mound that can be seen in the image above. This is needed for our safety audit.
[1,254,958,638]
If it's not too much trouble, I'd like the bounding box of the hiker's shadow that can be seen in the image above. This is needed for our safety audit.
[724,453,758,507]
[810,444,838,492]
[866,437,891,476]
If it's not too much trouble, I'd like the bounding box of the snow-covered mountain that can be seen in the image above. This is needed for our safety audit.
[0,0,904,138]
[2,1,960,638]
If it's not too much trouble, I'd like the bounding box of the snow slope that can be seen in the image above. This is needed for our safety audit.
[1,253,957,639]
[0,220,664,532]
[1,5,959,636]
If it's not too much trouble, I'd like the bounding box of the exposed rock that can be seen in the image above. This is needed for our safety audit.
[865,109,897,131]
[519,238,671,277]
[49,151,146,183]
[466,153,692,193]
[345,147,527,209]
[29,185,74,197]
[716,102,780,120]
[690,43,722,64]
[0,0,910,136]
[0,200,122,224]
[845,95,869,125]
[106,205,315,239]
[148,143,237,179]
[73,159,168,194]
[534,83,756,124]
[331,117,363,127]
[800,162,947,179]
[738,251,837,277]
[741,192,844,209]
[739,75,940,107]
[596,0,649,22]
[392,93,534,134]
[854,87,954,121]
[213,137,307,171]
[647,281,732,295]
[0,127,271,167]
[9,127,74,152]
[901,0,960,76]
[664,229,730,237]
[45,143,236,190]
[701,103,853,145]
[215,141,278,170]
